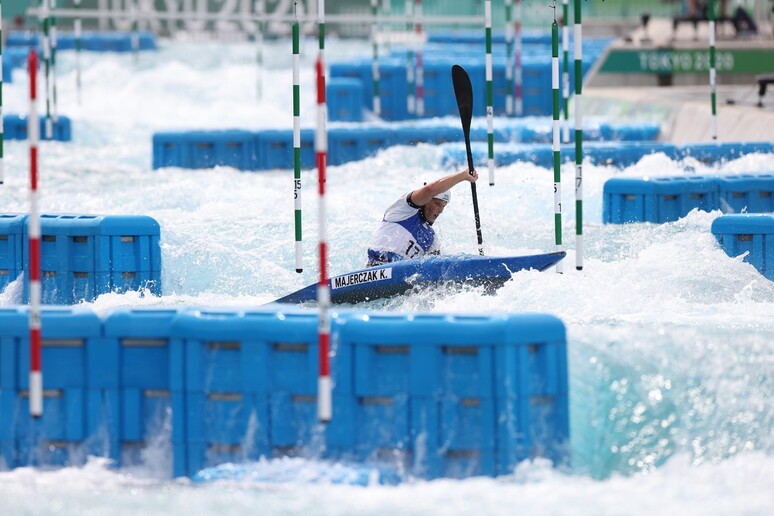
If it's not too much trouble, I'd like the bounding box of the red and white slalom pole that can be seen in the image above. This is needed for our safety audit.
[316,0,331,424]
[28,49,43,418]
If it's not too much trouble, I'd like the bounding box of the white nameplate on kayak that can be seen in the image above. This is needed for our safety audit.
[331,268,393,289]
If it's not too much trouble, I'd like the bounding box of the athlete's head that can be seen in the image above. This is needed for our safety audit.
[422,195,448,224]
[419,180,450,225]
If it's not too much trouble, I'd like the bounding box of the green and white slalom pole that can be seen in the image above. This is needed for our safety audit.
[709,0,718,140]
[552,16,563,274]
[514,0,523,115]
[485,0,494,186]
[574,0,583,270]
[562,0,570,143]
[505,0,513,116]
[0,0,4,186]
[50,0,58,125]
[315,0,331,425]
[74,0,82,103]
[41,0,52,140]
[292,3,302,273]
[405,0,414,115]
[255,0,264,100]
[370,0,381,116]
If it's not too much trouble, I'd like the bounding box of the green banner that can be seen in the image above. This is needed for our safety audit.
[600,48,774,74]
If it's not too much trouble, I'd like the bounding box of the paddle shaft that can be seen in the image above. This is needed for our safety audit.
[452,64,484,256]
[463,132,484,256]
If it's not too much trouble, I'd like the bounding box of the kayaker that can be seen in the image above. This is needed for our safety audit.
[366,169,479,267]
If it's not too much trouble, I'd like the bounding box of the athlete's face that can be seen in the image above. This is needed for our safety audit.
[423,199,448,224]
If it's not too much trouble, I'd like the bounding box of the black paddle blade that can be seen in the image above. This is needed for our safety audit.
[452,65,473,138]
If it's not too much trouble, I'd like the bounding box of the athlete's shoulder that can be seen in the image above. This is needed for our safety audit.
[383,192,419,222]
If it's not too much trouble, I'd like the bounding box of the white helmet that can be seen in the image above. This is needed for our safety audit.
[424,180,451,204]
[433,190,451,204]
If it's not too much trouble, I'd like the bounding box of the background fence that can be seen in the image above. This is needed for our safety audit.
[3,0,687,37]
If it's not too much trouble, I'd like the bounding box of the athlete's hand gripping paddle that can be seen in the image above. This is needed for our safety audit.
[452,64,484,256]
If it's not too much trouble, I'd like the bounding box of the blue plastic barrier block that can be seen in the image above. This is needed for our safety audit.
[393,125,461,147]
[377,61,410,120]
[269,391,317,453]
[599,122,661,142]
[0,307,101,467]
[360,127,396,158]
[603,176,719,224]
[327,78,364,122]
[717,174,774,214]
[184,131,255,170]
[185,392,268,445]
[153,132,190,169]
[5,32,39,48]
[338,313,505,398]
[497,314,568,398]
[16,214,161,304]
[5,47,34,73]
[497,394,570,474]
[214,130,256,170]
[97,308,181,467]
[36,214,161,273]
[410,396,497,479]
[422,61,457,118]
[498,144,554,168]
[22,214,162,303]
[327,128,362,166]
[328,127,395,166]
[170,308,319,474]
[328,127,380,165]
[2,115,72,142]
[173,308,319,394]
[584,142,680,167]
[711,214,774,281]
[680,142,774,164]
[0,214,28,293]
[254,129,315,170]
[329,312,566,478]
[185,133,218,169]
[326,393,411,461]
[2,60,11,85]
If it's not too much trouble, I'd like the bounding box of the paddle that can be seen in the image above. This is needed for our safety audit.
[452,64,484,256]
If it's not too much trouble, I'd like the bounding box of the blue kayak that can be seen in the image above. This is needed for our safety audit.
[273,251,566,304]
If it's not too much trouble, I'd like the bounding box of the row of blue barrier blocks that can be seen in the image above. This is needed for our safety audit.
[0,214,162,304]
[711,214,774,281]
[3,115,73,142]
[603,174,774,224]
[440,141,774,170]
[330,55,595,120]
[152,121,660,171]
[5,31,157,53]
[0,307,569,479]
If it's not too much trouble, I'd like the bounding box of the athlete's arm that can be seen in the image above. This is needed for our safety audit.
[409,169,478,206]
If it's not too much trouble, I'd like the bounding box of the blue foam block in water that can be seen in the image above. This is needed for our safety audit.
[327,78,364,122]
[3,115,72,142]
[603,175,719,224]
[717,174,774,214]
[711,214,774,281]
[0,307,102,467]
